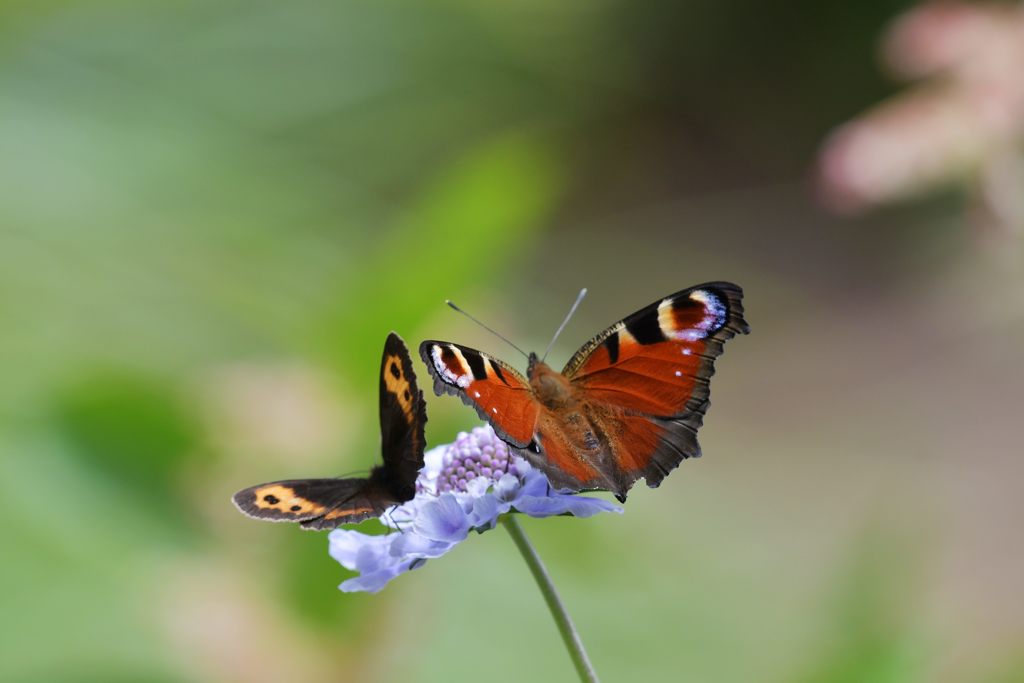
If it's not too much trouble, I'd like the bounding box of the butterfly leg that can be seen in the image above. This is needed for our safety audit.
[383,508,397,533]
[383,506,408,534]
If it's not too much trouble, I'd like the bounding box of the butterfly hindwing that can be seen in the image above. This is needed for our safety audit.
[419,341,539,448]
[232,332,427,531]
[232,478,385,528]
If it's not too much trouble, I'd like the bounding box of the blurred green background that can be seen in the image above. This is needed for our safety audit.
[2,1,1022,682]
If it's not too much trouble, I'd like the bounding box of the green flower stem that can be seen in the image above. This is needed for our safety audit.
[501,514,600,683]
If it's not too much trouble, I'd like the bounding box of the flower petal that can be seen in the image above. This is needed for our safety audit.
[339,559,419,594]
[412,493,471,542]
[328,529,392,571]
[390,530,457,559]
[513,492,622,518]
[493,471,522,501]
[467,492,502,529]
[418,445,447,494]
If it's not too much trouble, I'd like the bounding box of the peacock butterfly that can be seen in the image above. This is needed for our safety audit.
[420,282,749,502]
[233,332,426,530]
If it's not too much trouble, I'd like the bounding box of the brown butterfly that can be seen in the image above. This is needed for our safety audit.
[232,332,426,530]
[420,283,749,502]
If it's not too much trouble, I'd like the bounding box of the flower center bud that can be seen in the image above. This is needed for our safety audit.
[435,426,519,493]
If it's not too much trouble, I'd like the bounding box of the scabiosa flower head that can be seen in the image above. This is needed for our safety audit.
[329,425,621,593]
[431,429,520,493]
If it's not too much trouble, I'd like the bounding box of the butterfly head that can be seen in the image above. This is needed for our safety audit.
[526,351,542,377]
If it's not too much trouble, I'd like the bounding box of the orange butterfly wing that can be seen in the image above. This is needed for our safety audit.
[419,341,540,448]
[421,283,749,501]
[560,282,749,496]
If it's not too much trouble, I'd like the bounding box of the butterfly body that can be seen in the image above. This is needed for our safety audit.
[233,333,426,530]
[528,356,574,409]
[421,282,749,501]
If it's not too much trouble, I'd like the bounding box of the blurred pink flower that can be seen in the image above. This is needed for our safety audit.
[818,2,1024,234]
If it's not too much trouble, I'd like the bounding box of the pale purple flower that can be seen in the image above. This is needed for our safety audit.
[328,425,621,593]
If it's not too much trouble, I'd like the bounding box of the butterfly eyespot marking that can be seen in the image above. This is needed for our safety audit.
[404,389,411,401]
[389,361,401,379]
[653,289,730,342]
[687,289,728,334]
[431,344,475,388]
[251,485,326,515]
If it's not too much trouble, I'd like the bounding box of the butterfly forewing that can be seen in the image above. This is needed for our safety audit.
[379,333,428,499]
[419,341,539,448]
[565,282,748,413]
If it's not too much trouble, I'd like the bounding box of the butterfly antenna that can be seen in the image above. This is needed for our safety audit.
[541,288,587,363]
[334,468,372,479]
[445,300,530,360]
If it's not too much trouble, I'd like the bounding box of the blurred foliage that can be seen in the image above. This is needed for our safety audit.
[791,531,931,683]
[53,371,204,529]
[2,1,1022,683]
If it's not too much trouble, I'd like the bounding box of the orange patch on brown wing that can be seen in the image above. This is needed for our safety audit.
[253,484,326,516]
[383,353,415,422]
[322,506,376,521]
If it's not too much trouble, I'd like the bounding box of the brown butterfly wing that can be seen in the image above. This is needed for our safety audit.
[232,478,389,529]
[232,333,427,530]
[558,282,749,498]
[419,341,540,448]
[379,332,428,501]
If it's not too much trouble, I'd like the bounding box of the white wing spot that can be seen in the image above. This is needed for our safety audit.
[492,407,498,414]
[675,370,682,377]
[682,348,692,355]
